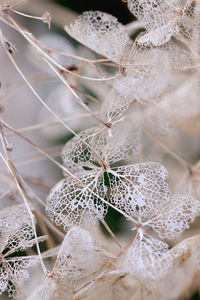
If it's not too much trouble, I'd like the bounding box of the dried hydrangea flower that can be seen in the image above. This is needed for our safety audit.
[122,47,170,103]
[128,0,200,49]
[123,194,200,280]
[128,235,200,300]
[62,125,142,174]
[47,121,142,230]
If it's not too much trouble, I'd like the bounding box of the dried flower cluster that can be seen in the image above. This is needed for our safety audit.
[1,0,200,299]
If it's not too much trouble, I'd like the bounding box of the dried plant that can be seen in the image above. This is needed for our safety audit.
[0,0,200,299]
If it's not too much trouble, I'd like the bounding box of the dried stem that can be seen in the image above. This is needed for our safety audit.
[0,125,47,274]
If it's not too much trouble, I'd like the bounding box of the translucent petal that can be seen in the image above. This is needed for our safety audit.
[109,162,171,218]
[136,24,178,46]
[6,256,39,283]
[0,268,8,295]
[100,89,134,124]
[124,232,173,280]
[118,47,171,103]
[53,226,107,280]
[0,204,34,252]
[0,204,32,235]
[2,256,39,298]
[62,125,142,174]
[128,0,174,31]
[128,0,180,47]
[46,174,108,230]
[62,126,102,174]
[65,11,130,62]
[149,194,200,239]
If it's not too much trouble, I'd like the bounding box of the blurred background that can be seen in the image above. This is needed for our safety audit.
[53,0,134,24]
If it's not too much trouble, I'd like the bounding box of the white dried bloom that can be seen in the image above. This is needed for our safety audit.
[46,123,141,229]
[122,191,200,280]
[110,163,200,234]
[128,0,200,49]
[128,0,179,46]
[115,47,171,103]
[107,161,200,280]
[62,125,142,174]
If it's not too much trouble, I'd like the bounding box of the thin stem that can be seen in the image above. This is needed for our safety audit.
[10,8,46,21]
[43,48,112,64]
[101,219,124,251]
[143,128,193,171]
[0,129,47,274]
[19,176,65,240]
[0,187,12,201]
[5,112,94,136]
[0,72,55,102]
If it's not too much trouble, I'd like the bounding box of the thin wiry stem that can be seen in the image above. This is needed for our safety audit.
[0,187,12,201]
[41,47,113,64]
[5,112,95,136]
[0,72,56,102]
[143,128,194,173]
[4,12,120,82]
[18,175,65,240]
[101,219,124,251]
[0,127,47,274]
[0,29,105,128]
